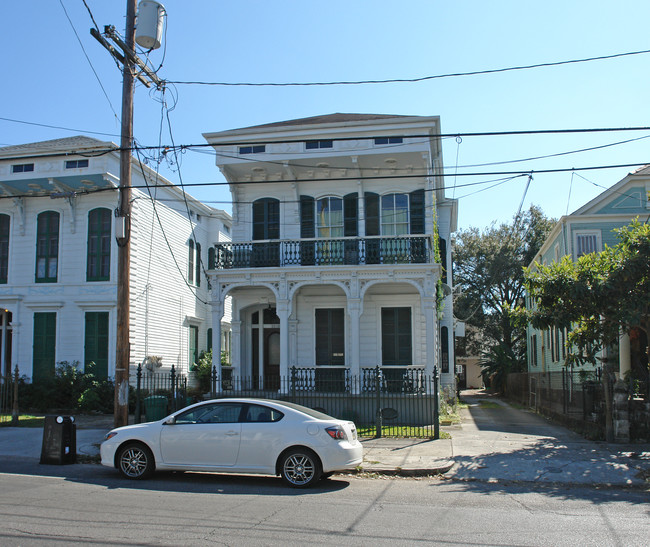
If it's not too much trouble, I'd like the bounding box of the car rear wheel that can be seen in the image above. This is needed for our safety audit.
[117,443,154,480]
[280,448,321,488]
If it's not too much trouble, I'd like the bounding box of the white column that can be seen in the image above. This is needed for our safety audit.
[618,332,631,380]
[211,301,224,391]
[230,320,241,374]
[347,299,362,393]
[423,297,437,375]
[276,299,291,391]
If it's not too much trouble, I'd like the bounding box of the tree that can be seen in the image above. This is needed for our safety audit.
[454,205,555,389]
[525,220,650,441]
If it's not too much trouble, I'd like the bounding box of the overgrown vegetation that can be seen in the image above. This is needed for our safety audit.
[19,361,114,413]
[525,219,650,442]
[454,205,555,391]
[191,350,230,394]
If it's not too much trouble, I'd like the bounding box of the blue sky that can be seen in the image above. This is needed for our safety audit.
[2,1,650,230]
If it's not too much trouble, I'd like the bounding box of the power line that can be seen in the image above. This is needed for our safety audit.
[3,124,650,161]
[58,0,119,120]
[0,117,121,138]
[166,48,650,87]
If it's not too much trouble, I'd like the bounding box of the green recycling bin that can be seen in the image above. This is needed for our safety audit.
[144,395,168,422]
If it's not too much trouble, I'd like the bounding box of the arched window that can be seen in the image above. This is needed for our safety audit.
[36,211,59,283]
[87,208,111,281]
[381,193,409,236]
[316,197,343,238]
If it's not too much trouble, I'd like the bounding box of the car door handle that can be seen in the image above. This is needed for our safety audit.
[224,431,239,436]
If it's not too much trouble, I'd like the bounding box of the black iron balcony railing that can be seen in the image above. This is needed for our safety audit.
[210,235,432,269]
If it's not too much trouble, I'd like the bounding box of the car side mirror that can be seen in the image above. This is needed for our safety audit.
[164,416,176,425]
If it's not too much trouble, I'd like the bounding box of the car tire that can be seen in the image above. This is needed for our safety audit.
[117,443,155,480]
[280,448,322,488]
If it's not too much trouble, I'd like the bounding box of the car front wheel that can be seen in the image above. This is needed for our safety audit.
[280,448,321,488]
[117,443,155,480]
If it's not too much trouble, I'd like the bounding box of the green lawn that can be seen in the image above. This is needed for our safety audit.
[478,400,502,409]
[0,415,45,427]
[357,425,450,439]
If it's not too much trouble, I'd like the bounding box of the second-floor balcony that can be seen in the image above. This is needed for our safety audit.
[210,235,433,269]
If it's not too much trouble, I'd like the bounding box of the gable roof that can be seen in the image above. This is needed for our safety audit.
[0,136,116,158]
[240,113,417,130]
[571,166,650,216]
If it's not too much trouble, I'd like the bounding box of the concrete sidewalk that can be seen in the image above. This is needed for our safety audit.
[0,395,648,488]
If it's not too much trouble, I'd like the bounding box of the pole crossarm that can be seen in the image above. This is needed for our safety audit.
[90,26,165,90]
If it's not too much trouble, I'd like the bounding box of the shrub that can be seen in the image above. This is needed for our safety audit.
[18,361,114,413]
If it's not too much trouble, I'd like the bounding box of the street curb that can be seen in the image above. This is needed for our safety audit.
[357,460,455,477]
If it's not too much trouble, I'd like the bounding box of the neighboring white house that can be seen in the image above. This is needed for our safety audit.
[526,166,650,381]
[0,136,231,383]
[203,113,458,393]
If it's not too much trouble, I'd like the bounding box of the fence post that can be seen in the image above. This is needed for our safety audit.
[290,366,296,399]
[170,365,177,411]
[211,365,217,399]
[375,365,382,438]
[135,362,142,424]
[11,365,19,426]
[433,366,440,440]
[562,368,567,414]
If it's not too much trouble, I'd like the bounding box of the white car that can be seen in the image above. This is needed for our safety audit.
[100,398,363,487]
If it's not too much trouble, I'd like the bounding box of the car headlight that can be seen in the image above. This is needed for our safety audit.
[104,431,118,441]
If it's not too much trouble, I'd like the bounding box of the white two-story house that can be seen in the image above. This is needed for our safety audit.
[203,113,457,395]
[0,136,231,383]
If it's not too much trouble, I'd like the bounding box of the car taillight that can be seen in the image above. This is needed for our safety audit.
[325,426,347,440]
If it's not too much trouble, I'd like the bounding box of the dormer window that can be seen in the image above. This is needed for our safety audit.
[374,137,403,145]
[239,145,265,154]
[65,159,89,169]
[12,163,34,173]
[306,140,333,150]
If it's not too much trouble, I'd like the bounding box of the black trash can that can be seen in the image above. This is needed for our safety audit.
[40,415,76,465]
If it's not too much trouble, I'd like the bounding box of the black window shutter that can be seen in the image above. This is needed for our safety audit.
[409,189,425,234]
[343,193,358,237]
[300,196,315,238]
[300,196,315,265]
[364,192,379,236]
[252,200,265,240]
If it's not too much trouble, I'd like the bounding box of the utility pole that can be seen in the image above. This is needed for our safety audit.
[114,0,136,428]
[91,1,165,428]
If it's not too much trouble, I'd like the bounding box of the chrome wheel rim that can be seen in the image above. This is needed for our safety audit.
[120,447,148,478]
[284,454,315,485]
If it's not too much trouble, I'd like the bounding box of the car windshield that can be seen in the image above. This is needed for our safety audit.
[276,400,336,420]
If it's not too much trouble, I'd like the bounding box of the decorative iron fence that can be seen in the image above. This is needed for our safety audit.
[0,367,19,425]
[507,369,608,436]
[211,235,431,269]
[207,366,441,438]
[134,364,188,424]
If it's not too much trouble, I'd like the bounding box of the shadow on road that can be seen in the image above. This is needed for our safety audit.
[0,458,352,495]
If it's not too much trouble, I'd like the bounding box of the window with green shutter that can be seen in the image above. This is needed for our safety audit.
[189,325,199,367]
[33,312,56,382]
[87,208,111,281]
[85,312,109,379]
[35,211,59,283]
